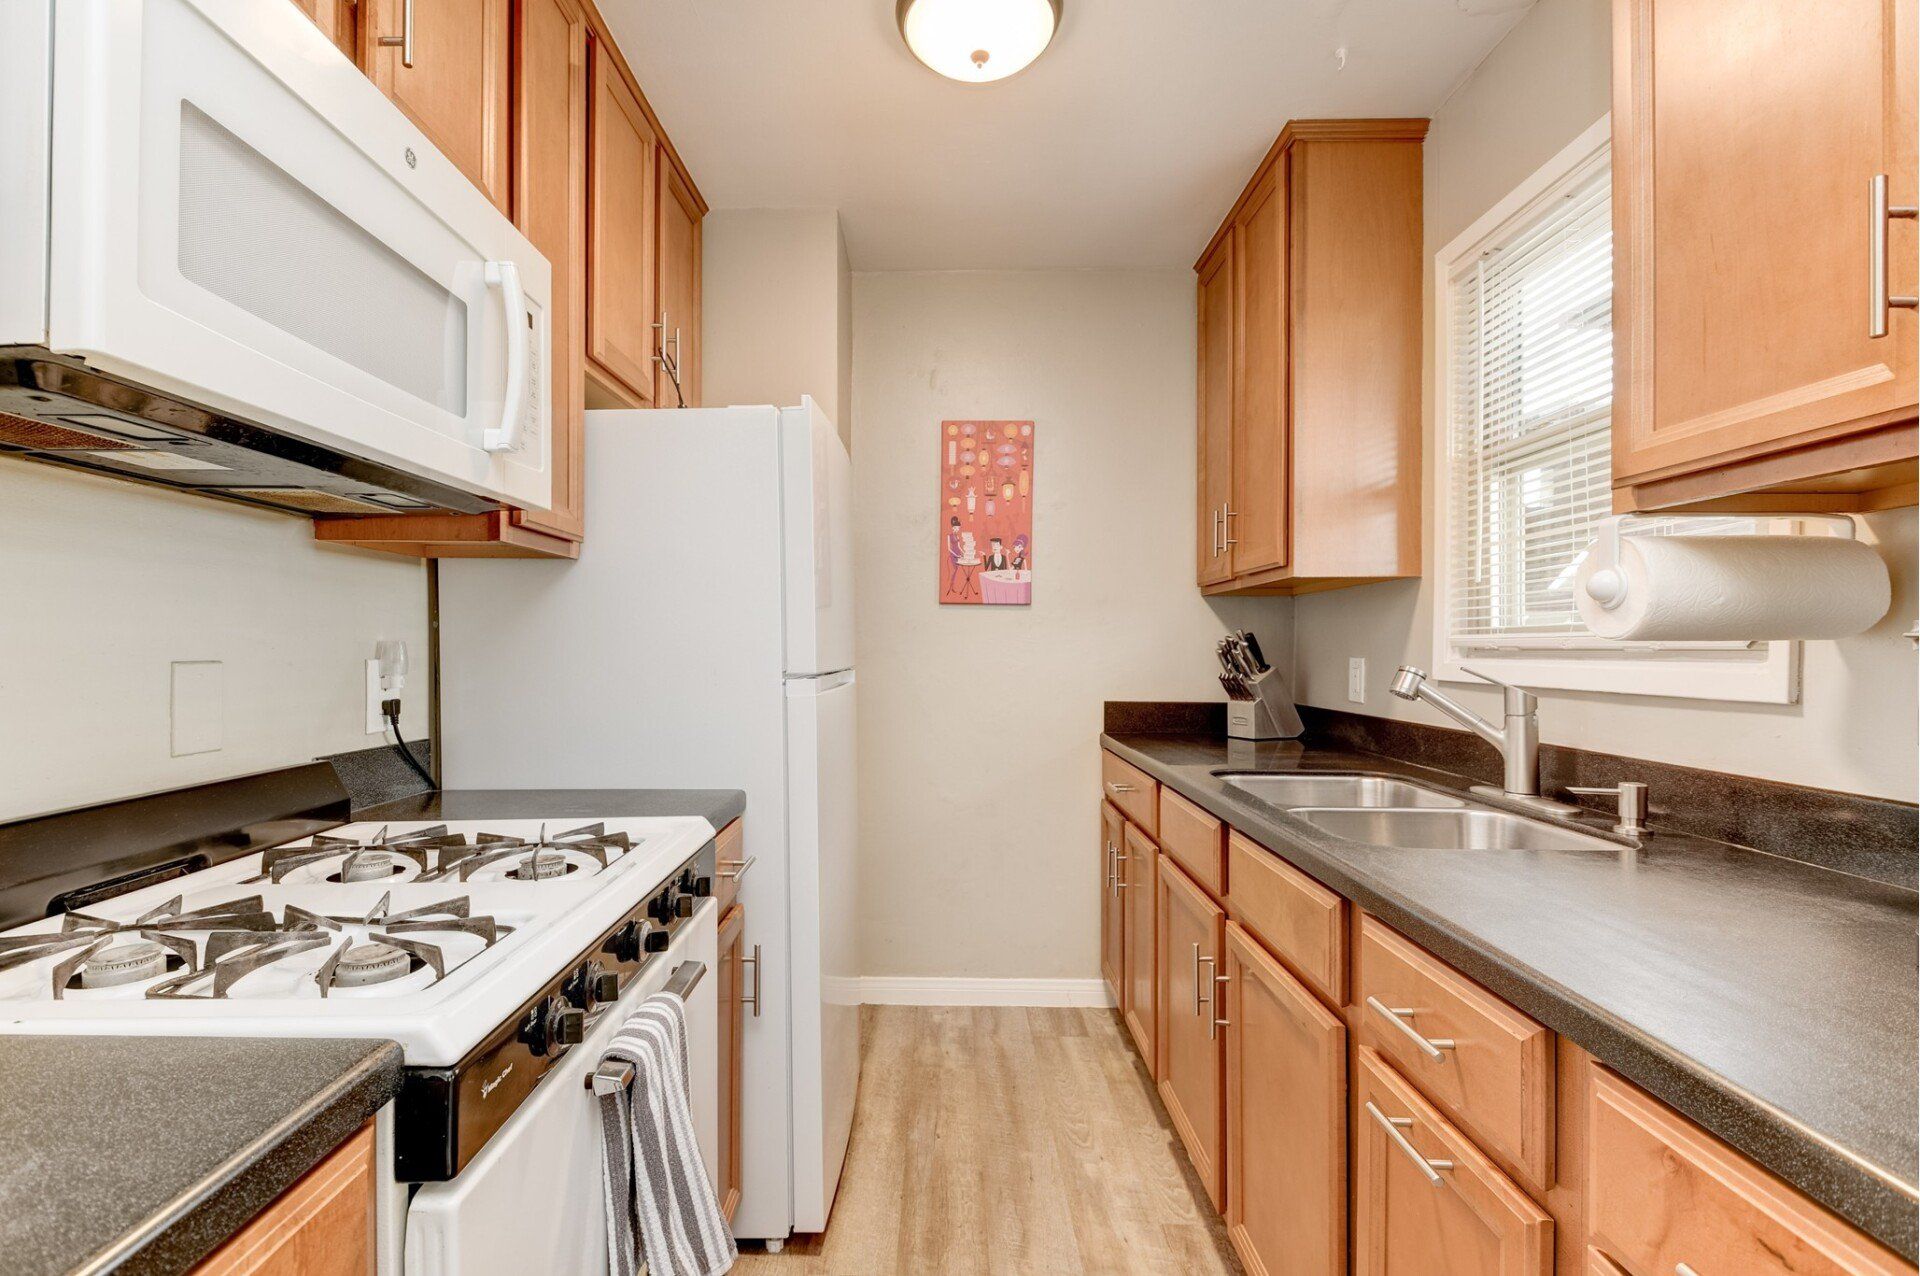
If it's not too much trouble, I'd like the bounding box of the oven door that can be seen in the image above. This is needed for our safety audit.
[46,0,551,511]
[402,903,719,1276]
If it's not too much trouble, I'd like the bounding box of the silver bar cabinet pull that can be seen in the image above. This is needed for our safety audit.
[1210,507,1221,558]
[718,855,758,882]
[1210,965,1231,1040]
[377,0,415,67]
[1190,942,1205,1016]
[1113,851,1130,889]
[1104,843,1115,891]
[1106,781,1135,793]
[1870,174,1918,338]
[742,943,762,1017]
[1366,995,1454,1060]
[1222,504,1237,549]
[1675,1265,1703,1276]
[1364,1101,1454,1186]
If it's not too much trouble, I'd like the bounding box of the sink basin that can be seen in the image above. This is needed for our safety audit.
[1293,808,1618,851]
[1221,773,1466,810]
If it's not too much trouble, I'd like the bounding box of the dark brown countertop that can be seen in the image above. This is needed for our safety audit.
[0,1036,401,1275]
[1102,730,1919,1260]
[354,787,745,830]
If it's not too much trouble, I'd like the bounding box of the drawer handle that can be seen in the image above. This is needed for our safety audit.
[1363,1100,1454,1187]
[742,943,762,1017]
[1106,781,1136,793]
[1113,851,1131,888]
[1366,995,1454,1060]
[1675,1266,1703,1276]
[719,855,757,882]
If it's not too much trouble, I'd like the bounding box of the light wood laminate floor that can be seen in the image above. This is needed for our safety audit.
[732,1005,1241,1276]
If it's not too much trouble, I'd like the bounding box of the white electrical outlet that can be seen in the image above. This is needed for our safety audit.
[366,659,388,735]
[170,661,224,756]
[1347,657,1367,704]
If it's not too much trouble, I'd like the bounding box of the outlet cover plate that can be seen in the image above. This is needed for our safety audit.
[1347,657,1367,704]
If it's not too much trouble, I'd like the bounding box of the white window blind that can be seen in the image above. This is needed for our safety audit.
[1445,152,1613,646]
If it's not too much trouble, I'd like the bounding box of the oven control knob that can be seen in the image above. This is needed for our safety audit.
[608,921,643,962]
[649,889,679,924]
[589,964,621,1003]
[675,894,697,918]
[691,875,713,898]
[548,1002,586,1048]
[644,928,670,953]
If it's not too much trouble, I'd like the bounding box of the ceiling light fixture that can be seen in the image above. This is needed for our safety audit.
[896,0,1063,85]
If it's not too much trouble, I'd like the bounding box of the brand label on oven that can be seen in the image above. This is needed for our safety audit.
[480,1062,514,1098]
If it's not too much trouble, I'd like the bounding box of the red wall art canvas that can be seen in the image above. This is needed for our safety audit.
[939,420,1033,605]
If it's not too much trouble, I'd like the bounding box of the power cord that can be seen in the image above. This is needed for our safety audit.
[382,699,436,790]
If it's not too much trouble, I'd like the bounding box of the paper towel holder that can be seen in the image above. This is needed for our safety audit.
[1581,513,1860,613]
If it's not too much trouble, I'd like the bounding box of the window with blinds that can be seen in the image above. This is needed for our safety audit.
[1445,150,1613,648]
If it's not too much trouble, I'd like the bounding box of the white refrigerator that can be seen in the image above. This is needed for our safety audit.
[437,398,860,1244]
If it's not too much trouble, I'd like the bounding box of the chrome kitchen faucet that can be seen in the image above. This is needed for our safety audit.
[1388,666,1580,816]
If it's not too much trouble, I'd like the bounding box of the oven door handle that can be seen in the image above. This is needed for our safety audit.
[664,959,705,999]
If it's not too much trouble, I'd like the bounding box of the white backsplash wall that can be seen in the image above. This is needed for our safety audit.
[851,270,1293,984]
[1290,0,1920,802]
[0,461,430,821]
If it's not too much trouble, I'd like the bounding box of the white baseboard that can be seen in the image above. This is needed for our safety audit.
[856,976,1115,1008]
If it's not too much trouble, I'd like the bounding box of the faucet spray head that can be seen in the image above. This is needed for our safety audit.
[1389,666,1426,701]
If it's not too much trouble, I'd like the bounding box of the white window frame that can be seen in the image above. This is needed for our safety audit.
[1430,116,1799,705]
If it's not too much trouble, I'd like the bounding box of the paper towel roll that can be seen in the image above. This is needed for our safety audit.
[1575,533,1890,641]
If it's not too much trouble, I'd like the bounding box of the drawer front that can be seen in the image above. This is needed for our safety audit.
[713,818,746,912]
[1226,830,1345,1004]
[1157,787,1225,899]
[1101,752,1158,835]
[1587,1068,1915,1276]
[1354,1047,1552,1276]
[1356,916,1554,1191]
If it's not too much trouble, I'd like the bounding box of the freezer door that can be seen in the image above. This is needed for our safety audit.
[781,398,855,677]
[784,670,860,1231]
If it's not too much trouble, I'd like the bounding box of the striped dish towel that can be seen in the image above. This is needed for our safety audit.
[595,992,737,1276]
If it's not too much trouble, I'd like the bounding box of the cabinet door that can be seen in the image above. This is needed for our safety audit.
[1613,0,1917,486]
[1354,1048,1552,1276]
[1230,160,1289,576]
[289,0,356,57]
[1196,233,1235,586]
[508,0,587,541]
[364,0,510,210]
[193,1123,376,1274]
[1156,855,1226,1209]
[586,38,659,407]
[655,158,703,408]
[716,905,745,1223]
[1099,802,1125,1010]
[1120,822,1158,1068]
[1225,922,1345,1276]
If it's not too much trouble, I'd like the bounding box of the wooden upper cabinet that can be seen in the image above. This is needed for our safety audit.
[1193,120,1425,596]
[1224,921,1346,1276]
[509,0,588,543]
[1156,854,1226,1209]
[1353,1048,1553,1276]
[1099,802,1125,1010]
[587,37,659,408]
[655,159,704,408]
[363,0,510,211]
[1196,233,1235,586]
[193,1123,376,1274]
[1612,0,1918,512]
[1230,161,1290,577]
[1120,822,1159,1070]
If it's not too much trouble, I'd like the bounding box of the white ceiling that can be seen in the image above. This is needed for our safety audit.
[604,1,1531,271]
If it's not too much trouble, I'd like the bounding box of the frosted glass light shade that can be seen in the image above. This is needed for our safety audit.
[896,0,1062,84]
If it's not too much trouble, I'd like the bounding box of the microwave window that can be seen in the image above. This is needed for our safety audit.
[176,103,467,416]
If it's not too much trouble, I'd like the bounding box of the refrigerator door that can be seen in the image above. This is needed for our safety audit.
[781,398,855,677]
[784,669,860,1231]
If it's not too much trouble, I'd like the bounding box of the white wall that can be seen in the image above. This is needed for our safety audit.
[702,208,855,448]
[851,270,1293,981]
[0,462,430,821]
[1291,0,1920,801]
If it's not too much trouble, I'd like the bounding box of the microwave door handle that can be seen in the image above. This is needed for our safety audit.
[483,260,526,453]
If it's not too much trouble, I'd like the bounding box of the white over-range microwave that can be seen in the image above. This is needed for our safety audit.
[0,0,552,518]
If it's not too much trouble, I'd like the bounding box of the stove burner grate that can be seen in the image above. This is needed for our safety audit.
[0,895,280,998]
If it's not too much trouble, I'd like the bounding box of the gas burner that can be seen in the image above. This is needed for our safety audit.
[142,893,513,1000]
[428,823,634,882]
[0,895,278,998]
[257,824,458,884]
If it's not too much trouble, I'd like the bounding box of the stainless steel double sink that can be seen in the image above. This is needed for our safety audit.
[1217,772,1618,852]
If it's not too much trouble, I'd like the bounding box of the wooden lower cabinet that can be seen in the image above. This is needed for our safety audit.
[193,1123,376,1274]
[1120,821,1158,1067]
[1156,854,1226,1209]
[716,903,745,1224]
[1354,1047,1553,1275]
[1224,921,1345,1276]
[1099,802,1125,1009]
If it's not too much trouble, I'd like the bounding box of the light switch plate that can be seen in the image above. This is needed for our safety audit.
[170,661,223,756]
[1347,657,1366,704]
